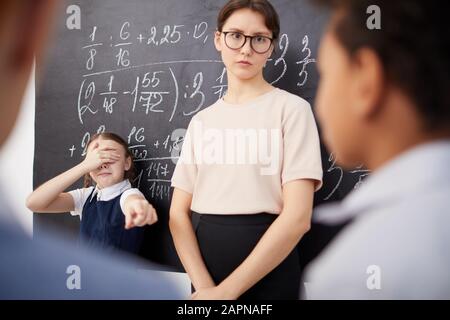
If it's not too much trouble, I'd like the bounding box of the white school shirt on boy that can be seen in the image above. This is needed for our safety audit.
[68,179,143,220]
[303,140,450,299]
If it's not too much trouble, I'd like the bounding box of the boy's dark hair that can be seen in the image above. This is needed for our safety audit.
[217,0,280,40]
[314,0,450,131]
[83,132,136,188]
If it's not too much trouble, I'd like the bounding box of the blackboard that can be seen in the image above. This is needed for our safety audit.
[34,0,370,269]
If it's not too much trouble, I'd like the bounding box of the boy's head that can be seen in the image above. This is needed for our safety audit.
[0,1,57,149]
[314,0,450,169]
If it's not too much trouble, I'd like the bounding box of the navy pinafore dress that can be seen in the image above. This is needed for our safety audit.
[79,189,144,254]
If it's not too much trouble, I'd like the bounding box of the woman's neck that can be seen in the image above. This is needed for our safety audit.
[224,71,273,104]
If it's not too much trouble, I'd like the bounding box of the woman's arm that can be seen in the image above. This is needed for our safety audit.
[169,188,215,291]
[26,142,120,213]
[192,179,315,300]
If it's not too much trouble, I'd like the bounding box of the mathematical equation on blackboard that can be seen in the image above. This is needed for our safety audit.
[66,18,368,201]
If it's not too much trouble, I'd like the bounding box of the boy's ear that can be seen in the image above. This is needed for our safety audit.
[15,0,58,71]
[0,0,57,147]
[350,47,385,119]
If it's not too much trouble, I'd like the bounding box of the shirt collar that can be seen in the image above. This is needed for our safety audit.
[314,139,450,225]
[90,179,131,202]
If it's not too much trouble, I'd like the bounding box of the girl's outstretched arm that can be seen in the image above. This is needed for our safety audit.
[122,194,158,229]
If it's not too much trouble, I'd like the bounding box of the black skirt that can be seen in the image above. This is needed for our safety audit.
[193,211,301,300]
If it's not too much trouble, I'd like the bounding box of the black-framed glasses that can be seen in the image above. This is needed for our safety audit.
[222,31,273,54]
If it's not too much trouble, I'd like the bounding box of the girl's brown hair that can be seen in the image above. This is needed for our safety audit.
[217,0,280,40]
[83,132,136,187]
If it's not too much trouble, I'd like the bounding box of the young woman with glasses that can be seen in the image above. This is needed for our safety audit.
[169,0,323,300]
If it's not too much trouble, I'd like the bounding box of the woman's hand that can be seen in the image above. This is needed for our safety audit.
[81,141,121,172]
[191,285,237,300]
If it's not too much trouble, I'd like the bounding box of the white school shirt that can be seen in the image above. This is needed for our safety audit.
[68,179,143,220]
[303,140,450,299]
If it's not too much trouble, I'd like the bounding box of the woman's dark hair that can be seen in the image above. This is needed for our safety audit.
[83,132,136,187]
[217,0,280,40]
[314,0,450,132]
